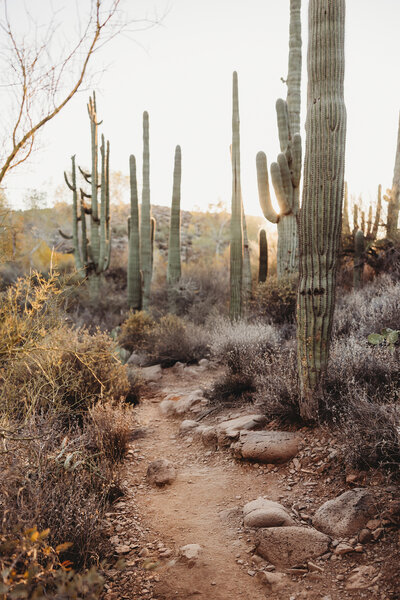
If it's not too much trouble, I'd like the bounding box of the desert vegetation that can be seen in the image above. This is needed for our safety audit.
[0,0,399,598]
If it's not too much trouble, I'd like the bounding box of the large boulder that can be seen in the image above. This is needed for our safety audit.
[312,488,375,537]
[146,459,177,486]
[160,390,207,416]
[255,526,330,567]
[243,497,294,528]
[232,430,301,464]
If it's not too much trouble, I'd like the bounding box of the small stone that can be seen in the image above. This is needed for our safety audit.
[335,542,354,555]
[146,459,177,486]
[179,544,202,561]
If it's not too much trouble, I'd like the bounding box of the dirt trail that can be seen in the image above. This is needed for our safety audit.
[131,370,280,599]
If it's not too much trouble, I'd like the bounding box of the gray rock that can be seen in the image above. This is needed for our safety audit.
[232,430,301,464]
[312,489,375,537]
[179,419,199,434]
[171,361,186,374]
[198,358,210,368]
[218,414,267,433]
[127,352,147,366]
[255,526,330,567]
[160,390,207,416]
[146,459,176,486]
[243,498,294,528]
[201,426,218,450]
[141,364,162,382]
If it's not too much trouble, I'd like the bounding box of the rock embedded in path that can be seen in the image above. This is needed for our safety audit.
[179,419,199,434]
[127,352,147,367]
[140,364,163,382]
[179,544,202,561]
[146,459,177,486]
[160,390,207,416]
[346,565,378,590]
[255,526,330,567]
[243,497,295,528]
[312,488,375,537]
[232,430,301,464]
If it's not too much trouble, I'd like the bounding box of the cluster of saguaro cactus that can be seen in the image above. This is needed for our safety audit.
[229,71,243,321]
[296,0,346,420]
[258,229,268,283]
[256,0,302,279]
[64,92,111,289]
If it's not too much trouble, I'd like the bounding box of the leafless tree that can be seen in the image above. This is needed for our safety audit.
[0,0,149,185]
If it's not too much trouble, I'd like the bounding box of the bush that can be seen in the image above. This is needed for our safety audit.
[118,310,155,353]
[87,404,131,464]
[204,372,256,405]
[148,314,210,367]
[250,275,298,324]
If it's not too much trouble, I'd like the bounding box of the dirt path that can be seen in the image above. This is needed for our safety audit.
[103,367,400,600]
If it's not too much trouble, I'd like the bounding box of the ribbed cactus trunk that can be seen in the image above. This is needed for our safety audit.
[342,182,350,236]
[387,112,400,240]
[258,229,268,283]
[88,93,100,267]
[150,217,156,276]
[128,155,142,310]
[230,71,243,321]
[353,229,364,290]
[242,200,252,306]
[371,184,382,240]
[296,0,347,420]
[64,155,84,273]
[287,0,302,137]
[167,145,182,285]
[140,111,152,311]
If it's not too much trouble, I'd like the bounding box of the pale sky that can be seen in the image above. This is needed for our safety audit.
[3,0,400,219]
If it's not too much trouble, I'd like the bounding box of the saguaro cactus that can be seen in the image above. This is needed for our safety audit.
[127,155,141,310]
[386,112,400,240]
[258,229,268,283]
[296,0,347,420]
[256,0,302,278]
[353,229,364,290]
[140,111,152,311]
[167,145,182,286]
[230,71,243,321]
[64,155,83,273]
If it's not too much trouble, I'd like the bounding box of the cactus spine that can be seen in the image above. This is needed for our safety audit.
[386,112,400,240]
[127,155,142,310]
[256,0,302,278]
[353,229,364,290]
[167,145,182,286]
[140,111,152,311]
[258,229,268,283]
[230,71,243,321]
[296,0,347,420]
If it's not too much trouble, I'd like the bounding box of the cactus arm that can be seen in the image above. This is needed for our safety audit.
[286,0,302,135]
[366,206,373,238]
[105,139,111,270]
[270,161,291,215]
[258,228,268,283]
[277,153,294,209]
[256,151,278,224]
[64,171,75,191]
[127,154,142,310]
[297,0,347,420]
[276,98,291,152]
[360,210,365,235]
[140,111,152,310]
[167,145,182,285]
[97,134,107,273]
[229,71,243,321]
[78,166,92,184]
[353,203,359,234]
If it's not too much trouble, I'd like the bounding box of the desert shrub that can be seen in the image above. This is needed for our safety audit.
[210,319,281,377]
[334,274,400,338]
[339,397,400,475]
[0,528,104,599]
[86,404,131,464]
[118,310,155,352]
[250,275,298,324]
[148,314,210,366]
[204,372,256,405]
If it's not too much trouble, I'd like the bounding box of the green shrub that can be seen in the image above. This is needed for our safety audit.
[118,310,155,353]
[251,275,298,324]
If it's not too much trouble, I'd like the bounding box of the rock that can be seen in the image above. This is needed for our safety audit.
[312,488,375,537]
[198,358,209,368]
[179,544,202,561]
[232,431,301,464]
[171,361,186,374]
[115,545,131,554]
[141,364,162,382]
[160,390,206,416]
[146,459,176,486]
[127,352,147,367]
[334,542,354,555]
[179,419,199,434]
[219,414,267,433]
[201,426,218,449]
[243,498,294,528]
[258,571,291,592]
[358,528,373,543]
[255,527,330,567]
[346,566,378,590]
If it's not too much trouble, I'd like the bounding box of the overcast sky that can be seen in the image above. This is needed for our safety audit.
[3,0,400,218]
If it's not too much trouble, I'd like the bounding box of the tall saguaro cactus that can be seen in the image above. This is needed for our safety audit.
[353,229,364,290]
[258,229,268,283]
[64,155,83,273]
[127,155,142,310]
[386,112,400,240]
[256,0,302,278]
[296,0,347,420]
[230,71,243,321]
[140,111,152,311]
[167,145,182,286]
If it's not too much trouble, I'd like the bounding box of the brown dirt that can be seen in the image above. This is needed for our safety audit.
[103,367,400,600]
